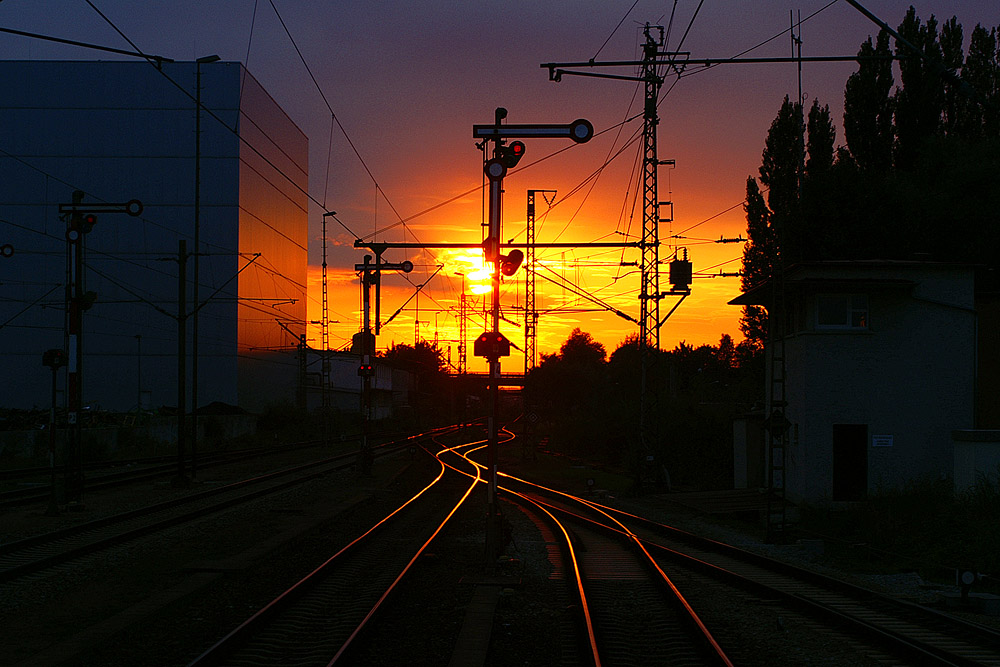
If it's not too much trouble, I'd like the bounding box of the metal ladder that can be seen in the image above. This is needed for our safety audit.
[765,268,789,543]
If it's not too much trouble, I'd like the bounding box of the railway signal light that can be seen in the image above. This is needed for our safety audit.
[66,213,97,242]
[474,330,511,359]
[358,363,374,377]
[500,249,524,276]
[42,348,68,369]
[498,140,525,168]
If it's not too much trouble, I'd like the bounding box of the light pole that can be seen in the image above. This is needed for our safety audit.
[455,272,467,375]
[134,334,142,413]
[192,54,219,481]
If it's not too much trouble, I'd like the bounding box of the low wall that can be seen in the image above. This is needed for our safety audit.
[953,430,1000,492]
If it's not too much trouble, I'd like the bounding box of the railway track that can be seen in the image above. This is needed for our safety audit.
[0,439,341,508]
[441,435,734,667]
[188,436,484,666]
[0,432,440,584]
[499,467,1000,666]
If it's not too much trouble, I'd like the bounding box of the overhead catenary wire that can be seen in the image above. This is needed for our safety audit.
[80,0,359,242]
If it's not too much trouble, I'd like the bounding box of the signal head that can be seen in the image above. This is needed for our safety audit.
[498,140,526,169]
[500,249,524,276]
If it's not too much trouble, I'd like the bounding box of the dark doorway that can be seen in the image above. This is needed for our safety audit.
[832,424,868,501]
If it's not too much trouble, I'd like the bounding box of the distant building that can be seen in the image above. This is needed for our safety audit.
[304,350,409,421]
[0,60,307,413]
[730,261,995,503]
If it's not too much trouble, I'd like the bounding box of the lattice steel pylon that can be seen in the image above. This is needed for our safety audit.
[321,213,331,411]
[524,189,555,375]
[638,24,666,463]
[541,24,669,472]
[639,25,665,353]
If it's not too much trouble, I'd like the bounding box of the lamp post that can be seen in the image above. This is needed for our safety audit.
[192,54,219,481]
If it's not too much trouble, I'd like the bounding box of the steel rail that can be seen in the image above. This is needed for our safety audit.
[441,434,732,666]
[502,489,603,667]
[0,439,339,507]
[328,441,483,664]
[188,433,480,666]
[500,469,1000,666]
[0,430,455,583]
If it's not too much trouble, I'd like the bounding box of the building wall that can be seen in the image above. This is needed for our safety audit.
[0,61,305,413]
[781,264,976,503]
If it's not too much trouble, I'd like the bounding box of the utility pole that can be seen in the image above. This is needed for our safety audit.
[524,190,556,376]
[321,213,334,416]
[524,189,553,463]
[175,239,189,487]
[542,26,675,476]
[192,54,220,481]
[354,253,413,475]
[472,108,593,568]
[455,272,467,375]
[42,348,67,516]
[58,192,143,504]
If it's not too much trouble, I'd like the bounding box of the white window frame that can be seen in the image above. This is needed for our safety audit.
[815,293,868,330]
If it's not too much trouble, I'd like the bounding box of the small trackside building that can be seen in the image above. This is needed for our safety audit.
[730,261,978,504]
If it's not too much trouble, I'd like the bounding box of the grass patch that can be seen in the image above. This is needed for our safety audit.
[800,473,1000,587]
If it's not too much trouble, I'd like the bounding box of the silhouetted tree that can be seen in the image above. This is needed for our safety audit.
[843,31,895,173]
[381,340,449,424]
[958,24,1000,137]
[893,7,946,170]
[806,100,835,177]
[739,177,772,351]
[759,95,803,233]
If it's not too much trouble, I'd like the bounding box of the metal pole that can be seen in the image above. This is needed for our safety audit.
[485,134,503,568]
[191,55,217,479]
[360,255,373,476]
[192,62,201,482]
[45,365,60,516]
[68,191,85,506]
[135,334,142,413]
[174,240,189,487]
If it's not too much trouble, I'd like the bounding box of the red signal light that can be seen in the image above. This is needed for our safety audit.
[498,141,525,169]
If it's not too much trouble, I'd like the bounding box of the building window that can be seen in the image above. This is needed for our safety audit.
[816,294,868,329]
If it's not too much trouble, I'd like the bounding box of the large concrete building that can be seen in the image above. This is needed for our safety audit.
[0,60,307,413]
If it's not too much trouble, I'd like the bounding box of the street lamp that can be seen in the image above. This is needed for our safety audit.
[192,54,219,481]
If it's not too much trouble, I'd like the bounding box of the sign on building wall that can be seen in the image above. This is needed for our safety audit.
[872,434,894,447]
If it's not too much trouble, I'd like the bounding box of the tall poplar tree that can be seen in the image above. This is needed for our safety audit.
[739,177,772,351]
[806,99,835,177]
[958,24,1000,137]
[843,31,894,172]
[893,7,945,169]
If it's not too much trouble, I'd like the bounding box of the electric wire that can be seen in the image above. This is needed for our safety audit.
[591,0,642,62]
[80,0,358,243]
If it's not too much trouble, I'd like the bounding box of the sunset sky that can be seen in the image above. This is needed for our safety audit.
[2,1,995,373]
